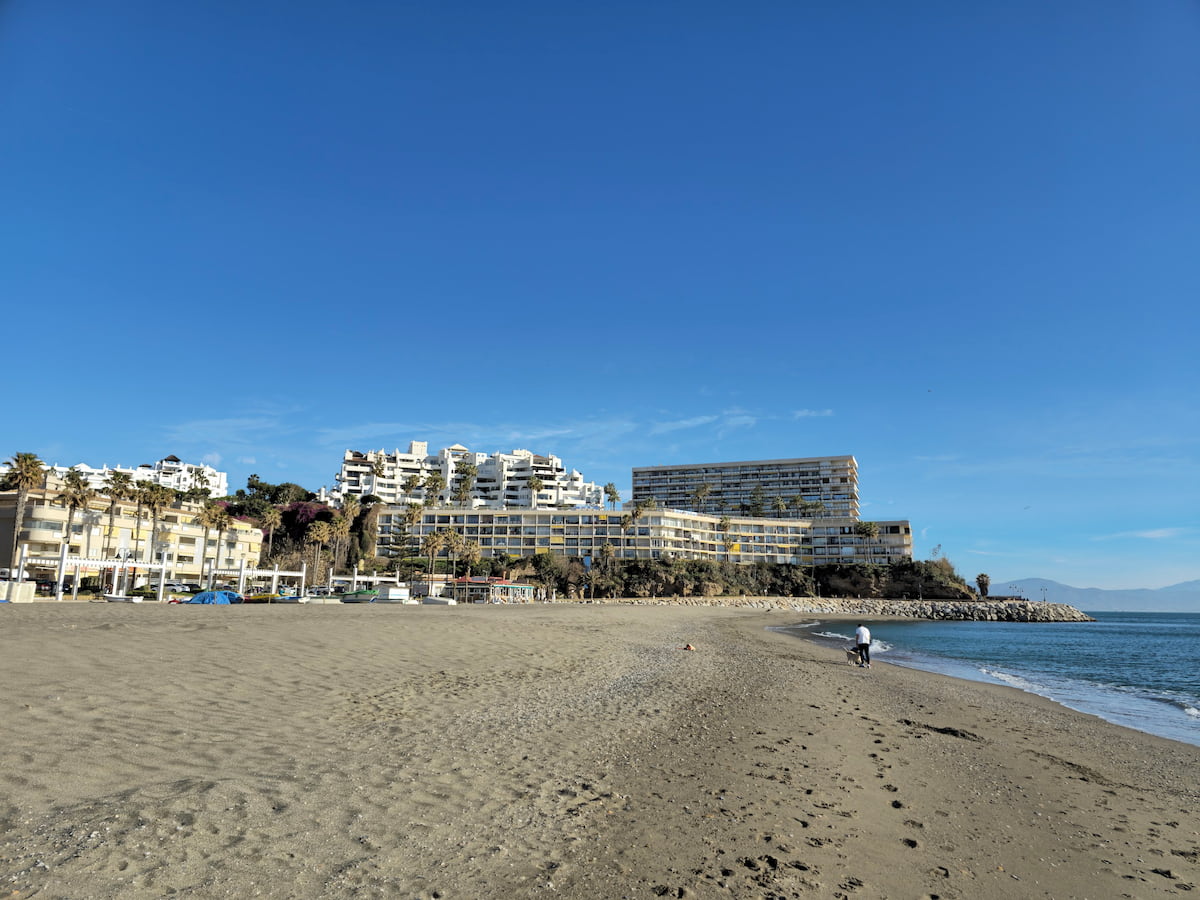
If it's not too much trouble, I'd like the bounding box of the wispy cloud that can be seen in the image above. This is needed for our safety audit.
[315,417,638,454]
[793,408,833,418]
[1093,527,1189,542]
[718,414,757,435]
[649,415,719,435]
[164,416,290,446]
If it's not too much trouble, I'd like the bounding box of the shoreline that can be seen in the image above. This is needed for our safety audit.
[786,611,1200,750]
[12,592,1098,622]
[1,604,1196,897]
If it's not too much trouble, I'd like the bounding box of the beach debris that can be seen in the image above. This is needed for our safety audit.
[681,643,696,651]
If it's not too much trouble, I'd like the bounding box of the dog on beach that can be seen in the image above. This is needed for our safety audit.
[845,647,862,665]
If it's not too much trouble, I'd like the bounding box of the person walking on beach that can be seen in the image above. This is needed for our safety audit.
[855,623,872,668]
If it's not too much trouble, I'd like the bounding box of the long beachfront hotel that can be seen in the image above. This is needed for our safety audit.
[379,507,912,567]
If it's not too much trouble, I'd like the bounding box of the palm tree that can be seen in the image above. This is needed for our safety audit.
[196,502,229,587]
[422,473,446,508]
[604,482,621,510]
[421,530,446,593]
[143,483,174,567]
[527,475,544,508]
[340,494,361,530]
[191,467,211,499]
[330,514,351,573]
[771,496,788,518]
[691,482,712,514]
[453,462,477,507]
[56,467,95,555]
[460,539,481,580]
[853,520,880,564]
[402,474,422,502]
[717,515,733,561]
[259,505,282,558]
[441,528,464,597]
[597,541,616,597]
[212,507,234,587]
[4,452,46,571]
[792,495,825,518]
[132,481,156,562]
[306,520,332,584]
[101,470,134,562]
[402,503,423,557]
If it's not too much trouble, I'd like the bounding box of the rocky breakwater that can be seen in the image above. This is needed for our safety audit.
[637,595,1095,622]
[787,597,1094,622]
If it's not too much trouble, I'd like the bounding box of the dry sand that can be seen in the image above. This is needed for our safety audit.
[1,602,1197,899]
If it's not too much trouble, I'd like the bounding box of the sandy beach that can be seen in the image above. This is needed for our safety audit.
[1,603,1197,899]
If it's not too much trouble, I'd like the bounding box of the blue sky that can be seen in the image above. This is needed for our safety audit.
[3,2,1198,590]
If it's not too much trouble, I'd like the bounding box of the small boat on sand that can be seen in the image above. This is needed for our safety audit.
[339,589,378,603]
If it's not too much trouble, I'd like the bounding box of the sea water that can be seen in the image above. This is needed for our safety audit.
[784,611,1200,748]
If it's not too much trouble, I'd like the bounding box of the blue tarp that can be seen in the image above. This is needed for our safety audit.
[186,590,240,605]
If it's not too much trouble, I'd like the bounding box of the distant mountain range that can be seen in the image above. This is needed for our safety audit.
[999,578,1200,612]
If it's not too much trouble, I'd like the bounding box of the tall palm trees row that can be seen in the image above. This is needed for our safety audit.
[300,511,361,583]
[417,528,482,583]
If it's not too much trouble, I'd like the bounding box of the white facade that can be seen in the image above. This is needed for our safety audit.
[8,456,228,498]
[335,442,603,510]
[71,457,225,498]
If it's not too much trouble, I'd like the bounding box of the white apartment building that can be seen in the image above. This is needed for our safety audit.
[632,456,860,519]
[375,505,912,566]
[28,456,229,498]
[335,442,603,509]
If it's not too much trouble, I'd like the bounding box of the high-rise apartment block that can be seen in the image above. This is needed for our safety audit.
[632,455,859,518]
[335,442,603,509]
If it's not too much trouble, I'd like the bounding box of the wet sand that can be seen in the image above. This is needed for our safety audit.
[1,603,1197,898]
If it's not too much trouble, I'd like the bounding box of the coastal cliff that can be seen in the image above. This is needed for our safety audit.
[632,595,1096,622]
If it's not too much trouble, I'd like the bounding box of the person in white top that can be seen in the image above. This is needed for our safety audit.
[854,624,872,668]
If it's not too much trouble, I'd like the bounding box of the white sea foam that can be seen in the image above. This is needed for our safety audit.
[1186,707,1200,719]
[980,667,1042,694]
[815,630,851,642]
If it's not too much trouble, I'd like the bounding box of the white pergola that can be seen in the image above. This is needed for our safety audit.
[17,545,308,601]
[19,544,171,602]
